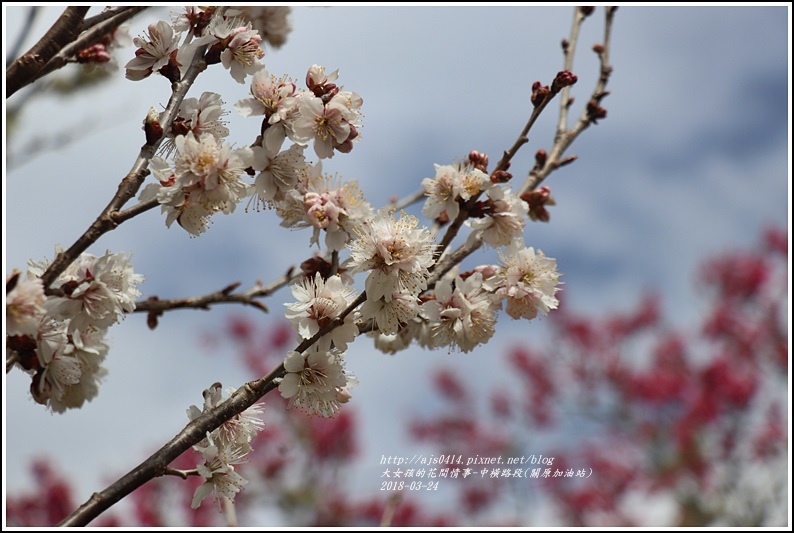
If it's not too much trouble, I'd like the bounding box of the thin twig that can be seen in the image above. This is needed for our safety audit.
[556,7,587,139]
[519,6,617,196]
[35,7,149,81]
[388,187,426,212]
[133,272,297,316]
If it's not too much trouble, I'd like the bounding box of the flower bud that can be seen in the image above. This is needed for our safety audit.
[468,150,489,172]
[531,82,550,107]
[587,99,608,123]
[521,186,556,223]
[551,70,578,93]
[76,43,111,64]
[204,42,224,65]
[579,6,595,16]
[143,107,163,146]
[592,43,605,54]
[490,169,512,184]
[535,149,547,168]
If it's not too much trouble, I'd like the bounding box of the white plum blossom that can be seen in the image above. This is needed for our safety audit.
[277,349,348,417]
[270,162,373,251]
[187,384,265,510]
[8,248,134,412]
[468,186,529,248]
[420,272,499,352]
[248,142,307,209]
[187,383,265,452]
[5,272,45,337]
[191,432,249,510]
[173,132,253,213]
[140,157,214,236]
[422,162,491,221]
[143,132,254,235]
[29,249,144,337]
[28,314,110,413]
[284,273,359,352]
[346,210,437,302]
[302,168,373,251]
[291,68,363,159]
[494,246,562,320]
[234,68,298,153]
[160,92,230,156]
[358,291,420,335]
[125,20,180,81]
[210,18,265,83]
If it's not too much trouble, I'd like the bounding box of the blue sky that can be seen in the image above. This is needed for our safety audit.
[3,4,790,526]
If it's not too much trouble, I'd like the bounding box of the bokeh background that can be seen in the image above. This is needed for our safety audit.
[3,5,790,526]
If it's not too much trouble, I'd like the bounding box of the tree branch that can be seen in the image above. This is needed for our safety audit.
[519,6,617,196]
[38,13,220,290]
[35,7,149,81]
[6,6,89,97]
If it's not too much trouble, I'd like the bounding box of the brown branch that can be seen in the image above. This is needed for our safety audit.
[6,6,90,97]
[38,20,218,289]
[59,279,369,526]
[35,7,149,81]
[556,7,589,140]
[134,271,298,319]
[519,6,617,196]
[58,364,284,526]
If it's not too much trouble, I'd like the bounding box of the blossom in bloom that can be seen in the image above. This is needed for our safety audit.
[284,273,359,352]
[346,210,437,302]
[248,142,307,209]
[160,92,230,156]
[302,167,374,251]
[173,132,253,213]
[291,69,363,159]
[277,349,348,417]
[494,247,562,320]
[30,250,144,338]
[468,186,529,248]
[234,68,296,132]
[210,18,265,83]
[420,272,499,352]
[142,132,254,233]
[27,315,109,413]
[422,162,491,221]
[187,383,265,452]
[234,68,298,153]
[5,272,45,337]
[359,291,420,335]
[191,432,249,509]
[140,158,214,236]
[125,20,181,81]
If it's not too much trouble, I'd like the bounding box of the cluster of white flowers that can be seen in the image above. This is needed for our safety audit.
[186,383,265,510]
[6,248,143,412]
[134,8,365,241]
[276,349,355,418]
[347,210,437,334]
[369,246,561,354]
[421,161,492,221]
